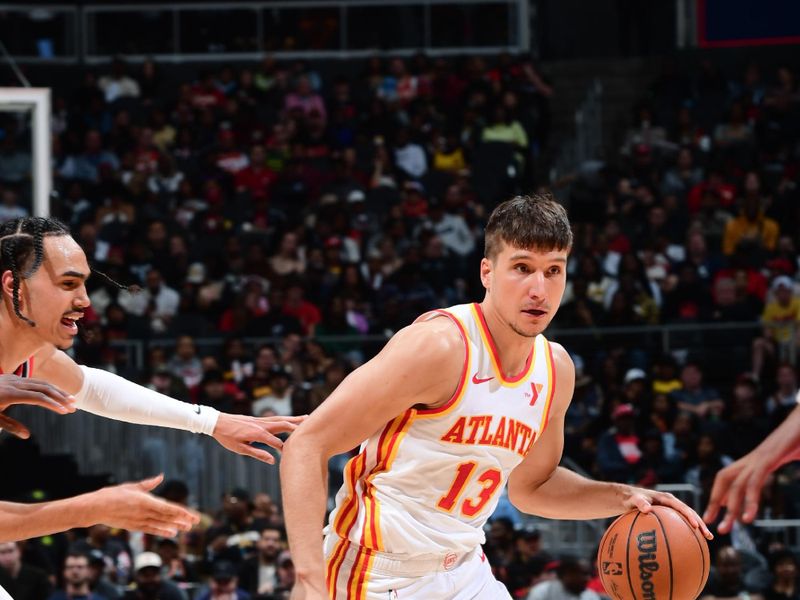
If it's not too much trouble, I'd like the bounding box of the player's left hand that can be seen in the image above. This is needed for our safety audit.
[212,413,307,464]
[622,486,714,541]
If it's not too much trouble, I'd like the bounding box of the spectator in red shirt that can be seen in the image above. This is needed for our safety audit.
[687,168,737,214]
[235,145,277,201]
[282,281,322,336]
[190,71,226,109]
[215,129,249,175]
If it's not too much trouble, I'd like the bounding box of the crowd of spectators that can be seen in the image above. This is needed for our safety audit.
[1,50,800,599]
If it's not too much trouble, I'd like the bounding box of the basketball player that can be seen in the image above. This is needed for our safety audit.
[705,394,800,534]
[0,217,302,463]
[0,373,199,541]
[281,194,712,599]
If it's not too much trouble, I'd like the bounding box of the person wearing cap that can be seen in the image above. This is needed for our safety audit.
[505,529,552,594]
[86,550,122,600]
[596,404,642,483]
[751,275,800,378]
[123,553,184,600]
[194,561,249,600]
[275,551,295,598]
[251,366,294,417]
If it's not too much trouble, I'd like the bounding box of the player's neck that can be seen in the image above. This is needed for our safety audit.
[0,307,45,373]
[478,301,535,378]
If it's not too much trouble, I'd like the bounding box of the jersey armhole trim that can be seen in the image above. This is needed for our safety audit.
[414,309,471,418]
[537,339,557,438]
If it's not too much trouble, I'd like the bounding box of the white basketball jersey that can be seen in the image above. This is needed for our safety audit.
[325,302,557,558]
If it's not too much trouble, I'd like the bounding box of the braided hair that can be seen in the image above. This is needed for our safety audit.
[0,217,71,326]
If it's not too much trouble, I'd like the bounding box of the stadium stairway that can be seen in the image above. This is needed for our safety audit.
[543,57,658,159]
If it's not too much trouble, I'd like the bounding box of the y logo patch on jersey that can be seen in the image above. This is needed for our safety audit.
[527,382,543,406]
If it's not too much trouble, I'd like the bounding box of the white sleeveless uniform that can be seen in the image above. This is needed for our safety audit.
[324,303,558,599]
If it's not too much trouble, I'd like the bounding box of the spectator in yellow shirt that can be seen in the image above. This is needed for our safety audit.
[751,275,800,378]
[722,195,779,256]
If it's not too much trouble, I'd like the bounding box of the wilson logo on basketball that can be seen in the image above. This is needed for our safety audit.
[636,530,659,600]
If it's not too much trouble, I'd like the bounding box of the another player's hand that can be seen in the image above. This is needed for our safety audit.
[0,374,77,438]
[623,486,714,540]
[703,450,771,534]
[212,413,306,464]
[87,474,199,537]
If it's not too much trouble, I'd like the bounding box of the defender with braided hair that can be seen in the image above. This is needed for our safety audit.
[0,217,304,542]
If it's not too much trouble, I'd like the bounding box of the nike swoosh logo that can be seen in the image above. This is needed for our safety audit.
[472,374,494,384]
[194,405,202,414]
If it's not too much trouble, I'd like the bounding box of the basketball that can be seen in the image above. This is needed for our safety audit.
[597,506,710,600]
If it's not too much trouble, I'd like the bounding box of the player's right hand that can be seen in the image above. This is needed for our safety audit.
[0,374,77,439]
[87,474,200,537]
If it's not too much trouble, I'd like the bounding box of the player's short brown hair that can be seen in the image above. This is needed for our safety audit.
[484,192,572,260]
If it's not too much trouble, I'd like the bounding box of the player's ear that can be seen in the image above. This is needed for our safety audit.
[480,257,492,291]
[1,270,13,299]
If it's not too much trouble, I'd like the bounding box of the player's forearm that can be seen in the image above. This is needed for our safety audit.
[0,495,97,542]
[74,366,219,434]
[510,466,632,519]
[280,433,329,586]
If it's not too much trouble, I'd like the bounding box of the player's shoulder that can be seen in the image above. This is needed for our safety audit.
[391,316,465,357]
[378,316,466,377]
[545,339,573,370]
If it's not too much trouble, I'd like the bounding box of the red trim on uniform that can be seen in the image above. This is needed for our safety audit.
[1,357,33,377]
[345,545,368,599]
[540,341,557,434]
[415,310,469,416]
[334,451,367,537]
[359,419,395,549]
[473,303,533,383]
[360,410,414,549]
[326,538,350,599]
[354,547,372,599]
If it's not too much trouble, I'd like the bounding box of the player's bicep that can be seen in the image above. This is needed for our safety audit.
[290,321,463,458]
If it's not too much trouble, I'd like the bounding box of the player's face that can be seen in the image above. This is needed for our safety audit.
[20,236,91,350]
[481,243,567,338]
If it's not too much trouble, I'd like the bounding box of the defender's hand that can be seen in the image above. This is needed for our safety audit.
[212,413,306,464]
[88,474,199,537]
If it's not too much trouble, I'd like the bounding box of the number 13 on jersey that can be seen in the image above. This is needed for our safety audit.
[436,461,503,517]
